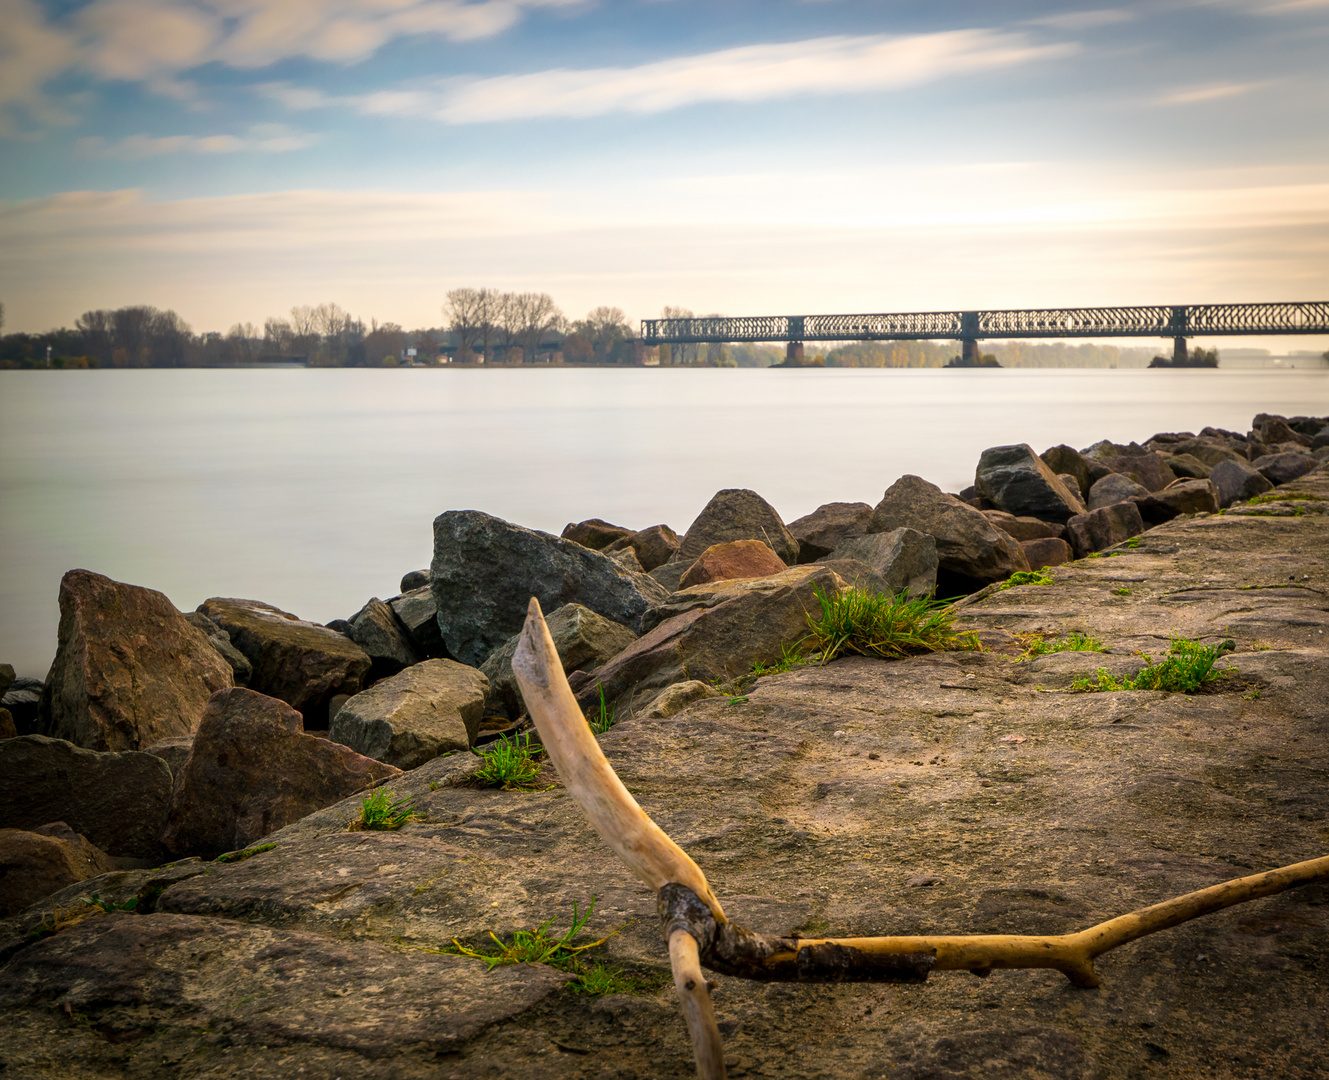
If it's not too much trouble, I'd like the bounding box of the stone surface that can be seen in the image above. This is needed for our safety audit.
[0,709,14,740]
[141,735,195,779]
[1253,451,1318,486]
[604,524,680,573]
[0,823,115,917]
[787,501,874,563]
[1088,472,1150,511]
[678,538,789,588]
[161,688,399,858]
[979,510,1065,541]
[820,528,938,597]
[1039,443,1093,497]
[1162,452,1212,479]
[1210,458,1275,507]
[650,489,799,590]
[183,611,254,686]
[1086,445,1178,492]
[1,678,42,736]
[1129,478,1221,526]
[389,586,448,659]
[1168,437,1244,468]
[1255,415,1312,447]
[480,603,637,719]
[431,510,666,667]
[1020,536,1074,569]
[330,659,488,768]
[974,443,1087,522]
[198,598,371,727]
[1065,501,1147,557]
[869,474,1029,588]
[0,735,172,858]
[348,597,421,680]
[39,570,234,752]
[635,679,723,719]
[399,568,430,592]
[0,664,13,699]
[560,518,635,550]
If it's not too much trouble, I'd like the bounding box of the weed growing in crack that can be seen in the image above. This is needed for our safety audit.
[349,788,417,831]
[1071,637,1236,694]
[471,732,545,791]
[806,586,979,662]
[1015,632,1104,661]
[998,570,1054,591]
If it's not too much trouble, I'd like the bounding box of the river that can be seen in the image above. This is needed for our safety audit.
[3,366,1327,677]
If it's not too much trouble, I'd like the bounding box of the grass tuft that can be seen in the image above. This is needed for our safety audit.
[471,732,545,791]
[349,788,417,831]
[1112,586,1132,596]
[998,570,1054,591]
[751,643,811,679]
[1071,637,1235,694]
[1015,631,1104,661]
[588,682,615,735]
[805,585,979,662]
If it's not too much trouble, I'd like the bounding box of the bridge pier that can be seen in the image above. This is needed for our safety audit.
[961,338,980,364]
[786,341,804,365]
[1173,336,1188,363]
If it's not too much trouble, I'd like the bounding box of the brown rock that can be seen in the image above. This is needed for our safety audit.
[1039,444,1093,497]
[678,539,789,588]
[1065,502,1146,558]
[1210,459,1275,507]
[979,511,1065,542]
[1255,415,1312,448]
[1163,452,1213,479]
[198,598,371,727]
[0,708,15,740]
[650,489,798,590]
[1020,537,1074,569]
[787,502,873,563]
[1088,449,1178,492]
[604,524,680,573]
[560,518,635,550]
[161,688,399,858]
[1130,479,1221,526]
[0,824,115,917]
[1253,452,1317,486]
[39,570,234,752]
[1088,473,1149,511]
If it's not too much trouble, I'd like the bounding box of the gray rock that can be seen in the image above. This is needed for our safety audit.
[979,511,1065,542]
[608,546,645,574]
[0,735,172,858]
[1064,501,1146,557]
[787,502,873,563]
[561,518,635,550]
[869,475,1028,587]
[1088,472,1150,511]
[348,597,421,680]
[1254,415,1312,447]
[1089,448,1178,492]
[974,443,1086,522]
[1129,479,1221,525]
[389,586,448,659]
[481,603,637,720]
[821,528,938,598]
[430,510,668,667]
[1163,452,1213,479]
[183,611,252,686]
[604,524,680,573]
[330,660,488,768]
[1039,444,1093,497]
[1056,473,1084,500]
[650,489,798,590]
[636,680,723,719]
[1167,438,1244,468]
[1,679,42,736]
[1253,452,1318,486]
[399,569,430,592]
[1210,458,1275,507]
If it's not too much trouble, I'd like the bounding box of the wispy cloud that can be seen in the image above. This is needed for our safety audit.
[311,30,1078,124]
[1027,9,1135,30]
[1158,81,1267,105]
[76,124,317,158]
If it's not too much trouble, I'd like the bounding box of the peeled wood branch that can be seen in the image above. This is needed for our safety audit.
[511,598,1329,1072]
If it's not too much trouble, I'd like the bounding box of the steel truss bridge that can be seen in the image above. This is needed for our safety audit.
[640,302,1329,362]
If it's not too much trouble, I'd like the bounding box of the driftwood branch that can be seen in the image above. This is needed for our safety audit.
[511,598,1329,1073]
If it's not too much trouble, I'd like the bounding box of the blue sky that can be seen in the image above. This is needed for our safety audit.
[1,0,1327,342]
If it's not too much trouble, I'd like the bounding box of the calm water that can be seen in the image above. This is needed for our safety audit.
[3,366,1327,676]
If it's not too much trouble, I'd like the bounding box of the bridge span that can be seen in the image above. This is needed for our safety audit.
[639,302,1329,364]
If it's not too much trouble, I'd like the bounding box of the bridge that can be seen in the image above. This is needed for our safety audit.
[639,302,1329,364]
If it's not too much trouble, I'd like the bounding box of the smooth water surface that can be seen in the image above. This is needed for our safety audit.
[3,366,1327,676]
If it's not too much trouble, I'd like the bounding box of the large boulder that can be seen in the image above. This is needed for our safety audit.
[1087,472,1149,511]
[1253,415,1312,448]
[1064,502,1146,558]
[1083,443,1177,492]
[348,598,420,680]
[603,524,680,573]
[1020,537,1073,569]
[560,518,635,550]
[1209,459,1275,507]
[389,587,448,659]
[868,475,1028,588]
[39,570,234,752]
[1039,444,1109,496]
[197,598,372,727]
[162,688,399,859]
[787,502,873,563]
[974,443,1086,522]
[1252,452,1317,486]
[1129,479,1221,525]
[820,528,938,598]
[430,511,667,667]
[399,569,430,592]
[481,604,637,720]
[330,660,487,769]
[679,539,789,588]
[978,511,1064,542]
[0,823,115,917]
[183,612,253,686]
[1163,452,1212,479]
[0,735,172,858]
[650,489,799,591]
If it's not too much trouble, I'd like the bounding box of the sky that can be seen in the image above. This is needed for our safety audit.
[1,0,1328,344]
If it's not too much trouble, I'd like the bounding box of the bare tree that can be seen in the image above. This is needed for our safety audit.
[263,317,293,356]
[443,287,489,362]
[515,292,564,363]
[227,323,259,364]
[575,306,632,363]
[495,292,523,360]
[660,305,697,365]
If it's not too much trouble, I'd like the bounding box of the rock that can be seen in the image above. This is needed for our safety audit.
[604,524,680,573]
[142,735,195,779]
[679,539,789,588]
[1163,452,1212,479]
[1039,444,1093,497]
[389,586,449,659]
[0,735,172,858]
[575,566,846,711]
[561,518,635,550]
[39,570,234,753]
[1088,472,1150,511]
[650,489,798,590]
[868,475,1028,589]
[1088,448,1178,492]
[1064,501,1146,558]
[1253,452,1318,486]
[2,678,42,736]
[162,688,399,858]
[820,528,938,598]
[1255,415,1312,447]
[197,598,372,727]
[430,510,667,667]
[330,660,488,768]
[1311,427,1329,451]
[182,611,252,686]
[0,664,13,699]
[1171,438,1243,468]
[480,604,637,720]
[1129,479,1221,526]
[974,443,1086,522]
[636,680,723,719]
[348,597,420,680]
[787,502,873,563]
[399,569,430,592]
[1020,537,1074,569]
[979,511,1065,542]
[608,546,645,573]
[0,824,115,917]
[1210,458,1275,507]
[1056,473,1084,500]
[0,709,14,739]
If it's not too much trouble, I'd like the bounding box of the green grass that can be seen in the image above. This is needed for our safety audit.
[751,643,811,678]
[471,732,545,790]
[79,893,138,913]
[588,682,615,735]
[1112,586,1132,596]
[1247,492,1325,504]
[997,570,1054,591]
[805,585,979,662]
[349,788,418,831]
[1016,631,1104,660]
[215,843,276,864]
[1124,536,1142,548]
[1071,637,1236,694]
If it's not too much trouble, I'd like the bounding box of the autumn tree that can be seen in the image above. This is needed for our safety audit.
[574,305,632,363]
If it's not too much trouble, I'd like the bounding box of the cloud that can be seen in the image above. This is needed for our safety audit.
[76,124,317,158]
[340,30,1077,124]
[0,0,79,134]
[1157,81,1267,105]
[1026,9,1134,30]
